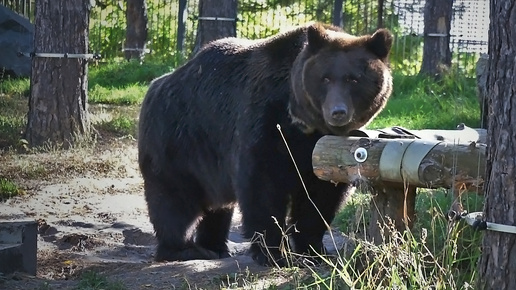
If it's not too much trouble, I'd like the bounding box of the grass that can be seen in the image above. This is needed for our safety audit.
[76,271,126,290]
[331,186,483,289]
[370,71,480,130]
[0,178,22,199]
[96,115,138,137]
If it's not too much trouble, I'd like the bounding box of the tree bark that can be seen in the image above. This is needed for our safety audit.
[192,0,237,55]
[477,2,516,289]
[377,0,385,29]
[332,0,344,27]
[176,0,187,53]
[476,54,489,129]
[420,0,453,77]
[26,0,90,148]
[125,0,148,61]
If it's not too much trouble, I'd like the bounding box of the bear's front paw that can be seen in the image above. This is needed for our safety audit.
[249,244,286,267]
[155,244,220,262]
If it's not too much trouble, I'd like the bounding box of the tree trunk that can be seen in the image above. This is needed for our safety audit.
[332,0,344,27]
[176,0,187,53]
[125,0,148,61]
[26,0,90,148]
[192,0,237,55]
[420,0,453,77]
[476,54,489,129]
[377,0,384,29]
[477,2,516,289]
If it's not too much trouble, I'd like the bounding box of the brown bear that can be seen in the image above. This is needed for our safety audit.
[138,23,393,266]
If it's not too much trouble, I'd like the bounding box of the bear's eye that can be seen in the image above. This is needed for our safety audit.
[322,77,331,84]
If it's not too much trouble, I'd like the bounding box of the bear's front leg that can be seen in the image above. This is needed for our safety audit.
[289,178,349,259]
[235,164,292,267]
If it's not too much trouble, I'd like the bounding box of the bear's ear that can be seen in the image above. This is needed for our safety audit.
[307,23,330,54]
[366,28,393,60]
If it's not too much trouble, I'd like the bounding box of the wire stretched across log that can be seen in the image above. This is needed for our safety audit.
[312,135,486,191]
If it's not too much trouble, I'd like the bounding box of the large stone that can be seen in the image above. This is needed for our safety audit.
[0,221,38,275]
[0,5,34,78]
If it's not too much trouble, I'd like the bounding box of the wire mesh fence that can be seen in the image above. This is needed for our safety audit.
[1,0,489,76]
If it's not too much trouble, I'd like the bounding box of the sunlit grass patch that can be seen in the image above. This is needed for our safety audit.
[89,84,147,105]
[0,178,23,200]
[371,72,480,130]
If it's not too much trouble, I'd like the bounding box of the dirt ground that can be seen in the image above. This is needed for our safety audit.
[0,130,348,289]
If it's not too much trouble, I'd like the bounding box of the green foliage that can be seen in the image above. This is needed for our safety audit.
[370,71,480,130]
[96,115,137,137]
[89,84,147,105]
[89,57,175,88]
[0,77,30,97]
[88,56,176,105]
[0,178,22,199]
[390,35,425,75]
[76,271,126,290]
[90,0,198,59]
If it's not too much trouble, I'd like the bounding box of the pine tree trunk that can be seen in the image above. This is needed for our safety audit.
[192,0,237,55]
[420,0,453,77]
[477,1,516,289]
[26,0,90,148]
[125,0,148,61]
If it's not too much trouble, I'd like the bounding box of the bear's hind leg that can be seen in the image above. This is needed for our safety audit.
[196,207,234,258]
[144,177,220,262]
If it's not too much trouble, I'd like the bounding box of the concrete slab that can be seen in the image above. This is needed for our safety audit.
[0,220,37,275]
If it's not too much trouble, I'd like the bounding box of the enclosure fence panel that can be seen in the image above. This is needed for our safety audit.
[2,0,489,76]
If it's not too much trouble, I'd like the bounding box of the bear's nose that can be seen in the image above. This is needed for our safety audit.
[331,106,348,121]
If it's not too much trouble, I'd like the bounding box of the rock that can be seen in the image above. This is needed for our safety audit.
[0,5,34,78]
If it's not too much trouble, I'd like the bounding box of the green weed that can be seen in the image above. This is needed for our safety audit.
[0,178,22,199]
[0,94,27,148]
[76,271,125,290]
[89,84,146,105]
[327,187,483,289]
[96,115,137,137]
[89,56,174,88]
[0,77,30,96]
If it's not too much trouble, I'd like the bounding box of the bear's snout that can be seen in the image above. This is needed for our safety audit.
[331,105,348,121]
[323,102,354,127]
[329,105,352,126]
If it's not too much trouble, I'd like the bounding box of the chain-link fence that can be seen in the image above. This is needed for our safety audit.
[1,0,488,76]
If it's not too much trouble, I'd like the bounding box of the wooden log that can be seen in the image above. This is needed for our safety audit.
[312,136,486,191]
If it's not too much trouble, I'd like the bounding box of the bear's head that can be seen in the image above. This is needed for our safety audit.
[290,23,394,135]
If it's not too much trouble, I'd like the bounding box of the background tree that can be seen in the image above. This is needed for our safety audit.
[420,0,453,76]
[26,0,91,147]
[125,0,148,61]
[193,0,237,54]
[477,1,516,289]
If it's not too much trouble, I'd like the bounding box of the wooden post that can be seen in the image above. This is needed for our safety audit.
[368,183,416,244]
